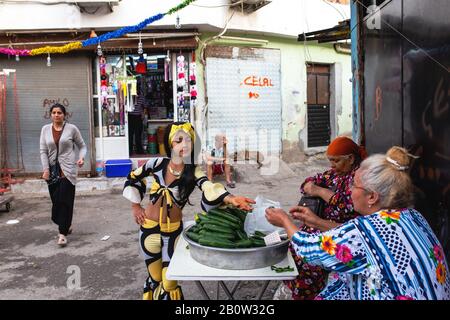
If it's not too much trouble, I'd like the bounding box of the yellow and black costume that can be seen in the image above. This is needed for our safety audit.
[123,157,230,300]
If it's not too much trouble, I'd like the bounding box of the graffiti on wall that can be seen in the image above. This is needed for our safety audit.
[240,75,274,100]
[42,98,72,119]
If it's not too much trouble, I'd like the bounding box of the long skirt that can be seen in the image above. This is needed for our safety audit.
[48,178,76,236]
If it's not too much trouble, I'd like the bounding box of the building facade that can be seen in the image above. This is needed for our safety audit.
[0,0,351,175]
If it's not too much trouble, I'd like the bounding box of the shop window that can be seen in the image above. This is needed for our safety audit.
[92,55,127,138]
[143,54,174,120]
[93,51,195,157]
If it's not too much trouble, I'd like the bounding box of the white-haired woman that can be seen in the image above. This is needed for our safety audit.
[266,146,450,300]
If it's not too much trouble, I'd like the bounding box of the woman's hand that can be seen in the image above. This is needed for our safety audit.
[42,169,50,180]
[224,195,255,211]
[303,181,319,196]
[303,182,334,203]
[266,207,301,240]
[265,207,291,228]
[289,206,320,228]
[132,203,146,225]
[77,158,84,168]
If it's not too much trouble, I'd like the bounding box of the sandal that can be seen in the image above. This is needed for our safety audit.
[57,235,67,247]
[226,182,236,188]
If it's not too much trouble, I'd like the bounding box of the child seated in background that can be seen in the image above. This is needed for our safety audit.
[205,133,235,188]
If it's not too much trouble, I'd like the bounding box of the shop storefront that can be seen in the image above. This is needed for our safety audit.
[1,31,198,176]
[93,49,197,171]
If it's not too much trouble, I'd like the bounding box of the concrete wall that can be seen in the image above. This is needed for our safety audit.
[0,0,349,38]
[193,34,352,162]
[1,0,351,162]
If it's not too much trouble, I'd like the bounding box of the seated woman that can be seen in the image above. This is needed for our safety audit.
[285,136,367,300]
[267,146,450,300]
[123,122,254,300]
[205,133,235,188]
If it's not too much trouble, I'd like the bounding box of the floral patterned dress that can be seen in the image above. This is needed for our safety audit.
[285,167,359,300]
[291,208,450,300]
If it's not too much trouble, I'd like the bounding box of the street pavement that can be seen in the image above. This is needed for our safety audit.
[0,156,328,300]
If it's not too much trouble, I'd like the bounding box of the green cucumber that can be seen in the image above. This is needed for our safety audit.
[250,237,266,247]
[202,215,240,229]
[199,230,235,241]
[202,223,236,235]
[228,208,249,223]
[236,229,249,240]
[189,225,201,234]
[199,238,236,249]
[235,239,253,248]
[208,208,242,225]
[208,215,241,229]
[254,230,267,237]
[195,212,209,223]
[186,231,201,242]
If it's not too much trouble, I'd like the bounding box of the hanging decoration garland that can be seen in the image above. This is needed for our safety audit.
[176,54,187,121]
[81,14,164,48]
[0,48,30,56]
[0,0,196,57]
[189,52,197,100]
[29,41,82,56]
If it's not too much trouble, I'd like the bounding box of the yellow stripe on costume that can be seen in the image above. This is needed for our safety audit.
[150,180,175,230]
[143,291,153,300]
[130,166,143,179]
[142,218,159,229]
[160,221,180,233]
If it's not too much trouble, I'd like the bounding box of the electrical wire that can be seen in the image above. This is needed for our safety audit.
[321,0,348,21]
[196,9,236,141]
[192,0,244,8]
[301,0,313,64]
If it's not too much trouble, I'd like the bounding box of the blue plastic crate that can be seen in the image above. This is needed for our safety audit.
[104,159,132,178]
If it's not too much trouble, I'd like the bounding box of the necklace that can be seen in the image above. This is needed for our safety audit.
[168,165,183,177]
[53,122,64,131]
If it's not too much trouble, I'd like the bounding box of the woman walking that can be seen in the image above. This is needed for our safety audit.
[40,103,87,247]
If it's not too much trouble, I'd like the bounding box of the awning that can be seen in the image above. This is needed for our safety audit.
[298,19,350,43]
[0,30,199,53]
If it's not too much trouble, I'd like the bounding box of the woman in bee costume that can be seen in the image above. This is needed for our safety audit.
[123,122,255,300]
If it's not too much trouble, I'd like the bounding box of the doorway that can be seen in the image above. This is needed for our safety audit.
[307,64,331,148]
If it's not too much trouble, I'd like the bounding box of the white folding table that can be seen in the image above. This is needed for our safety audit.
[166,234,298,300]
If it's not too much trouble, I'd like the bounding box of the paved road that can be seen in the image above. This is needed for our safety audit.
[0,159,328,300]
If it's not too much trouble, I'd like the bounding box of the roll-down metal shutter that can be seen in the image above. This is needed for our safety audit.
[0,54,92,173]
[205,46,282,155]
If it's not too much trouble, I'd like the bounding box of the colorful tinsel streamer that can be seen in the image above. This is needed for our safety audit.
[81,14,164,47]
[0,48,30,56]
[29,41,82,56]
[166,0,196,15]
[0,0,196,57]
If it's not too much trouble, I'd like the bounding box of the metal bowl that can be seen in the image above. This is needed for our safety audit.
[183,225,290,270]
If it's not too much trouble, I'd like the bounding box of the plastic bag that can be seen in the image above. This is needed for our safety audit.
[244,195,284,235]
